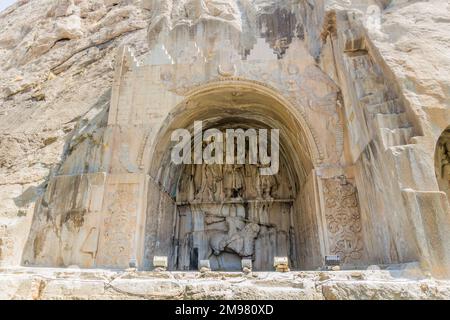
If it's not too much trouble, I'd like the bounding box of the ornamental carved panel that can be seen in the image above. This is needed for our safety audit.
[322,177,363,264]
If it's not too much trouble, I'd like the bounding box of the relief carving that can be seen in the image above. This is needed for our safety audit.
[209,217,260,259]
[178,162,283,203]
[323,177,363,264]
[223,163,245,200]
[256,165,278,200]
[80,227,99,258]
[0,224,14,262]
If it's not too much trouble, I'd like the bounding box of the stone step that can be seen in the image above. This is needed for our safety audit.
[374,113,410,130]
[366,99,404,115]
[380,127,414,147]
[359,93,387,106]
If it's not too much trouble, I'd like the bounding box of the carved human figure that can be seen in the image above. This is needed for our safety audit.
[323,178,363,263]
[178,164,196,202]
[226,222,260,257]
[183,0,239,22]
[223,163,245,199]
[193,164,203,200]
[244,163,258,178]
[226,215,245,239]
[365,5,382,34]
[147,0,174,43]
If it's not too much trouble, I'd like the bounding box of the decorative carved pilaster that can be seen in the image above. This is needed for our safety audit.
[322,177,363,264]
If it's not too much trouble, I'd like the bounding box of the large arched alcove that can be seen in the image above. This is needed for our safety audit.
[143,81,325,271]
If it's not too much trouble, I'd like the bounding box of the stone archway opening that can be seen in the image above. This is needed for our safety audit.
[144,82,324,271]
[435,126,450,202]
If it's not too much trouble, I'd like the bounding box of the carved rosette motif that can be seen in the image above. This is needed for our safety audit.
[323,177,363,264]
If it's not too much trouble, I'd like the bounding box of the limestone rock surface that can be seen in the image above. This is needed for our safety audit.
[370,0,450,147]
[0,0,449,300]
[0,0,151,266]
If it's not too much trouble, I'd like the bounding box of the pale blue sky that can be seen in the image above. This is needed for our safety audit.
[0,0,16,12]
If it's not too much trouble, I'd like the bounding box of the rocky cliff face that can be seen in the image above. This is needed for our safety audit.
[0,0,449,275]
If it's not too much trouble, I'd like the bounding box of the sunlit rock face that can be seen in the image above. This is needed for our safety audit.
[146,0,310,63]
[1,0,450,288]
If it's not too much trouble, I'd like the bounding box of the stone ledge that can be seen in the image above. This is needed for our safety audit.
[1,267,450,300]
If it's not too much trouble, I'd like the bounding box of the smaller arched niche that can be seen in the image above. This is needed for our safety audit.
[435,126,450,201]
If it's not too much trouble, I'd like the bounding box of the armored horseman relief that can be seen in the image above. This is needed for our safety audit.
[435,127,450,201]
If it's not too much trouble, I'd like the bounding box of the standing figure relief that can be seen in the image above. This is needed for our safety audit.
[198,163,223,202]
